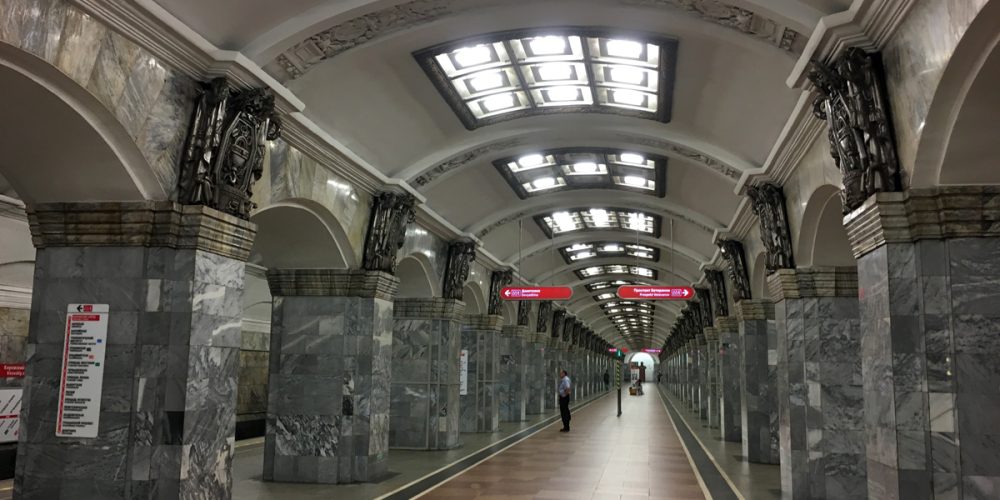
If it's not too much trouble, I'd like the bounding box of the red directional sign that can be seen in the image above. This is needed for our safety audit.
[642,348,663,354]
[616,286,695,300]
[500,286,573,301]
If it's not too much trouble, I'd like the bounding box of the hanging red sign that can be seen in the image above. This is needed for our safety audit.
[616,286,695,300]
[642,348,662,354]
[0,364,24,378]
[500,286,573,301]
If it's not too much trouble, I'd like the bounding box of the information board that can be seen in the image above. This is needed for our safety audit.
[0,388,21,443]
[459,349,469,396]
[56,304,109,438]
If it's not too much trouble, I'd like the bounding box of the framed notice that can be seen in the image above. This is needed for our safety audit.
[0,388,21,443]
[56,304,109,438]
[459,349,469,396]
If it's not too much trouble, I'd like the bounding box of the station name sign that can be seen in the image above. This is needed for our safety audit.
[500,286,573,301]
[616,286,695,300]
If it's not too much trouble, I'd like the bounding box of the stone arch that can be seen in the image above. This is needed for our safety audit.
[249,199,354,269]
[750,251,767,300]
[911,0,1000,186]
[0,43,162,204]
[396,253,438,298]
[463,282,486,315]
[797,185,855,267]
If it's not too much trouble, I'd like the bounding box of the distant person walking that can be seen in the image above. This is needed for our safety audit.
[603,370,610,389]
[558,369,572,432]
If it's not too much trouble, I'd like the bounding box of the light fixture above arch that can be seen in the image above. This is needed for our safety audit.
[494,147,667,198]
[536,207,660,237]
[414,27,678,129]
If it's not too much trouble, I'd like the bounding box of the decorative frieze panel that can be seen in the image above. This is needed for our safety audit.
[717,239,752,302]
[362,192,417,273]
[808,48,901,213]
[706,269,729,318]
[178,77,281,220]
[536,301,552,333]
[516,300,531,327]
[746,183,794,273]
[442,240,477,300]
[694,287,713,327]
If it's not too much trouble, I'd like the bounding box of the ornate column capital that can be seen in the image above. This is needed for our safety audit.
[746,183,794,273]
[705,269,729,318]
[362,191,416,273]
[516,300,531,327]
[766,267,858,301]
[394,298,466,320]
[28,201,256,261]
[717,239,752,302]
[844,187,1000,259]
[487,268,513,315]
[442,240,476,300]
[536,301,552,334]
[733,300,774,321]
[266,269,399,299]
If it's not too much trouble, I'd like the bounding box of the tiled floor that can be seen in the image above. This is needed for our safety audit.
[420,390,706,499]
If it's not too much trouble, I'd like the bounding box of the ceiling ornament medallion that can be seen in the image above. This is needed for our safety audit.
[270,0,805,82]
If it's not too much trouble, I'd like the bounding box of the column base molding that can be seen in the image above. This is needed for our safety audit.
[267,269,399,299]
[394,298,465,320]
[734,300,774,320]
[766,267,859,301]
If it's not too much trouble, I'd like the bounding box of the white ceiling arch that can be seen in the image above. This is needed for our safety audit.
[531,259,699,286]
[508,231,710,267]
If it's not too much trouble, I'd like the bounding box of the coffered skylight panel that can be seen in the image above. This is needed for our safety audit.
[495,149,665,199]
[536,208,661,237]
[560,242,660,263]
[414,28,677,129]
[575,265,657,280]
[585,279,649,292]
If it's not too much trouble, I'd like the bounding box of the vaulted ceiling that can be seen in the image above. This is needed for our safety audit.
[155,0,854,348]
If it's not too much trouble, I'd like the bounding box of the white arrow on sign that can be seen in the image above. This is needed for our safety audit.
[504,290,511,297]
[682,289,689,296]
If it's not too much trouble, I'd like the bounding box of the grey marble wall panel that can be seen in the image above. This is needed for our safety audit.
[390,300,463,450]
[525,342,546,414]
[705,331,721,429]
[545,345,559,410]
[738,302,781,465]
[460,316,500,433]
[856,238,1000,500]
[774,291,866,499]
[696,336,710,421]
[498,328,526,422]
[718,318,743,442]
[15,246,243,499]
[264,292,393,484]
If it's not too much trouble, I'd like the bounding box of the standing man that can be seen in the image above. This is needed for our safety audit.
[603,370,610,390]
[558,369,572,432]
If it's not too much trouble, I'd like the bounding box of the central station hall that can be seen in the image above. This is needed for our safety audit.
[0,0,998,498]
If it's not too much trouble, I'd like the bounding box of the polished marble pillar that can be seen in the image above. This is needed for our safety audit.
[498,325,527,422]
[389,298,463,450]
[545,339,560,411]
[16,202,253,499]
[524,331,547,415]
[846,189,1000,500]
[460,315,500,433]
[717,316,743,442]
[696,333,709,421]
[736,299,780,464]
[770,268,866,499]
[264,269,395,483]
[704,327,721,429]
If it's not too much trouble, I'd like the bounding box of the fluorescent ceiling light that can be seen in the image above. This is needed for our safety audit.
[547,86,580,101]
[603,244,623,252]
[454,45,492,67]
[606,39,643,59]
[573,162,598,174]
[537,63,573,81]
[483,93,516,111]
[609,66,644,84]
[469,71,504,91]
[518,154,545,167]
[568,243,590,251]
[612,89,645,106]
[529,36,567,55]
[623,175,646,186]
[620,153,645,165]
[533,177,557,189]
[591,208,610,227]
[572,251,595,260]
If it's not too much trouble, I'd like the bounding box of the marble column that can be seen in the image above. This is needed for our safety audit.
[845,189,1000,500]
[460,315,500,433]
[689,340,701,412]
[15,202,253,499]
[389,298,463,450]
[544,339,560,411]
[524,331,547,415]
[696,333,709,421]
[717,316,743,443]
[736,299,780,464]
[704,327,721,429]
[264,269,395,484]
[769,267,866,499]
[498,326,527,422]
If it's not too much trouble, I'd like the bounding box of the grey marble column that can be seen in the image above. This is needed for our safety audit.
[736,299,780,465]
[704,327,721,429]
[717,316,743,443]
[696,333,709,421]
[264,269,396,484]
[15,202,253,499]
[689,340,701,412]
[389,298,464,450]
[769,268,866,499]
[845,189,1000,500]
[460,315,500,433]
[498,326,527,422]
[524,332,547,415]
[544,339,560,411]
